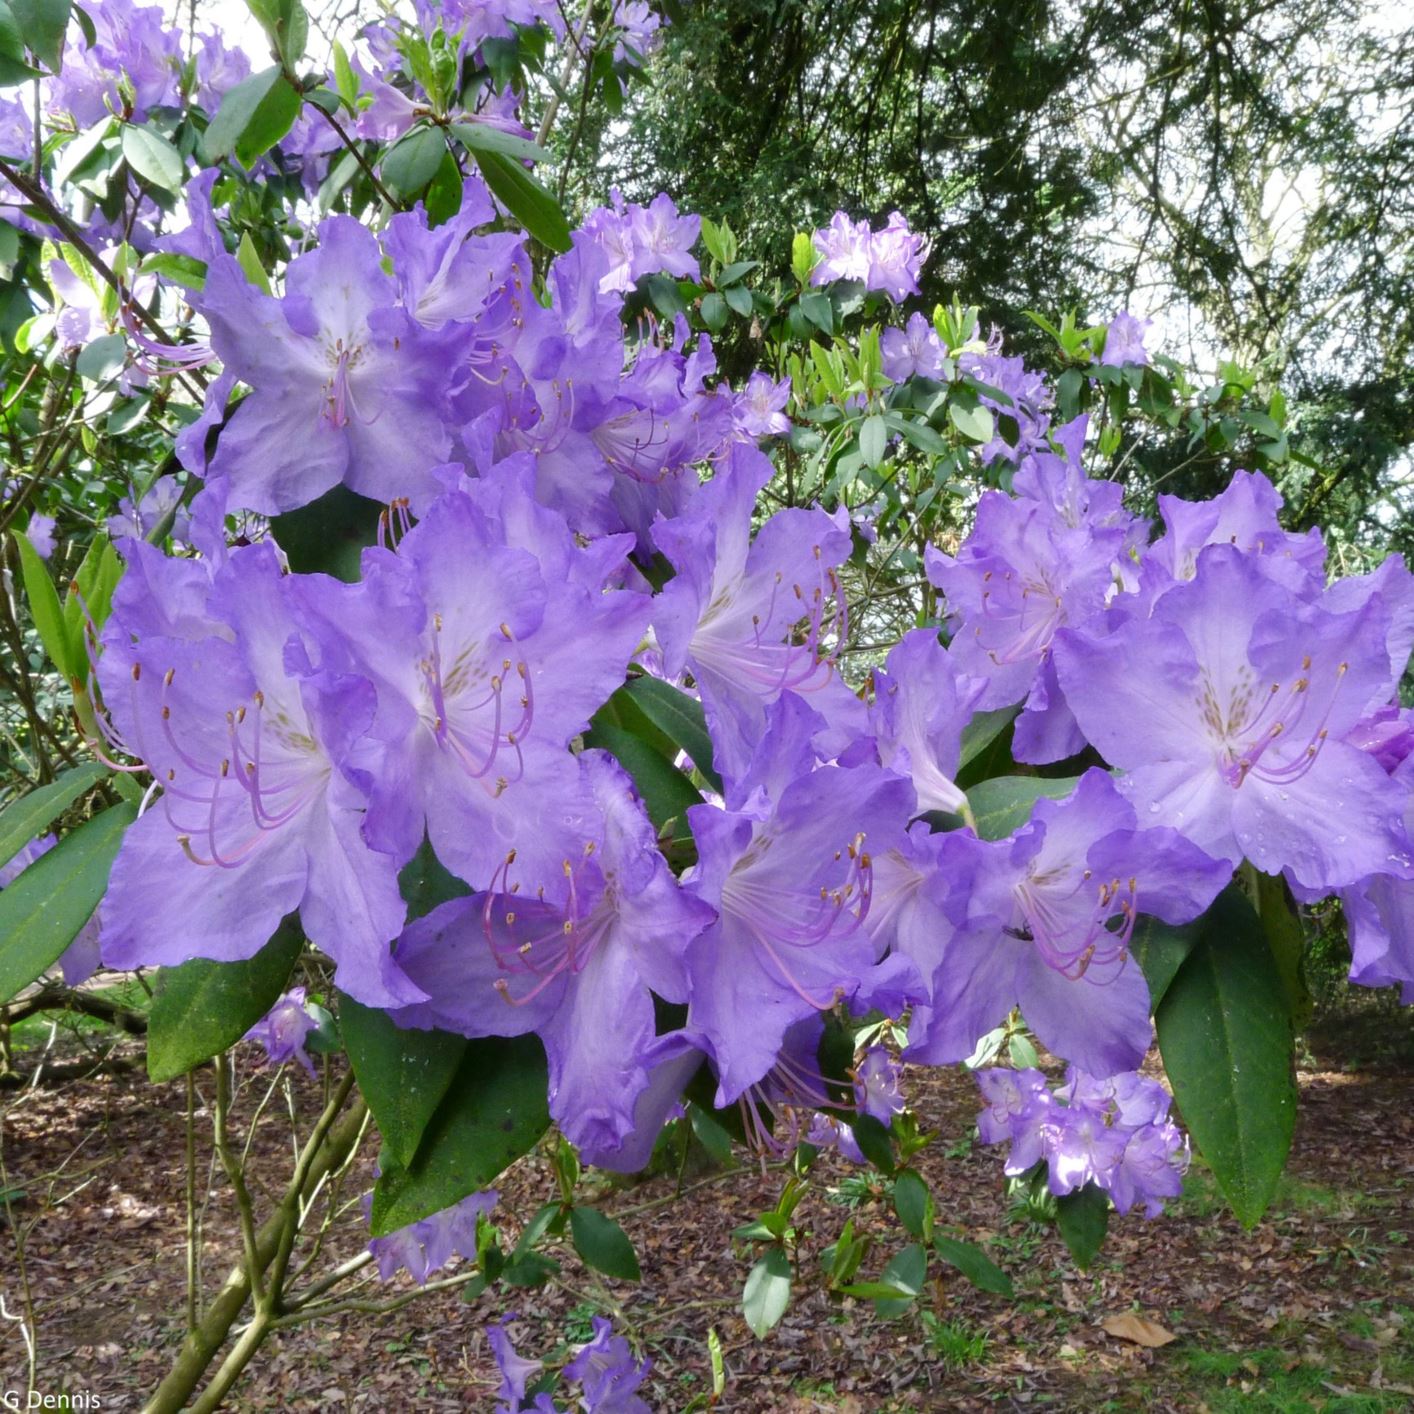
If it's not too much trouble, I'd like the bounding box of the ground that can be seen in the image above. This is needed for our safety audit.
[1,999,1413,1412]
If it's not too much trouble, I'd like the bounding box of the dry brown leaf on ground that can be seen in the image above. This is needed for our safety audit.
[1100,1313,1178,1348]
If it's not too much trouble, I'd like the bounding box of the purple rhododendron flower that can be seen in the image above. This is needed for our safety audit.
[681,696,914,1102]
[854,1046,905,1125]
[368,1189,497,1282]
[388,751,714,1164]
[487,1315,545,1413]
[244,986,319,1077]
[977,1066,1188,1215]
[1100,311,1152,367]
[653,443,861,784]
[611,0,662,65]
[48,0,181,126]
[188,216,457,514]
[26,514,55,560]
[867,628,986,815]
[95,540,421,1008]
[297,474,649,894]
[563,1316,652,1412]
[881,312,946,382]
[910,770,1231,1076]
[1053,544,1414,891]
[735,371,791,438]
[810,211,925,300]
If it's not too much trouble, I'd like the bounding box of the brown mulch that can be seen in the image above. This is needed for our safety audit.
[2,1028,1413,1412]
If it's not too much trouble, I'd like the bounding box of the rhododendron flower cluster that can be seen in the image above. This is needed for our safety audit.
[79,168,1414,1200]
[976,1067,1189,1217]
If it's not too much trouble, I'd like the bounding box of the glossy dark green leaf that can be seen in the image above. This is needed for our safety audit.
[1155,885,1297,1228]
[471,148,571,252]
[1056,1183,1109,1270]
[0,762,109,872]
[859,413,888,468]
[269,483,382,582]
[570,1206,640,1282]
[957,705,1020,775]
[371,1034,550,1234]
[381,125,446,199]
[75,331,126,383]
[203,65,281,162]
[891,1170,933,1241]
[965,775,1081,841]
[340,997,467,1170]
[848,1114,895,1174]
[872,1242,927,1318]
[1252,868,1312,1029]
[1130,913,1200,1009]
[0,803,134,1003]
[13,529,74,677]
[234,71,301,169]
[933,1234,1013,1296]
[146,919,305,1081]
[742,1247,791,1338]
[622,675,723,792]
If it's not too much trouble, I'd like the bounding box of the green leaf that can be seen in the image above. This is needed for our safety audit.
[471,148,571,253]
[381,125,447,199]
[203,65,280,162]
[449,120,549,165]
[75,331,126,383]
[958,705,1020,774]
[1056,1184,1109,1270]
[425,148,463,226]
[933,1235,1013,1296]
[120,124,184,193]
[269,483,381,582]
[718,259,759,286]
[791,231,818,286]
[1252,868,1312,1030]
[582,720,702,834]
[949,401,994,444]
[872,1242,927,1318]
[859,413,887,469]
[236,231,271,294]
[397,835,471,923]
[0,762,109,873]
[848,1114,895,1174]
[234,72,301,169]
[0,803,133,1002]
[622,675,723,792]
[7,0,69,71]
[723,283,752,317]
[570,1206,640,1282]
[964,775,1081,841]
[1130,913,1199,1009]
[891,1170,933,1241]
[146,920,305,1081]
[138,251,208,292]
[340,997,467,1170]
[798,290,833,332]
[1155,885,1297,1228]
[371,1034,550,1234]
[13,529,74,678]
[742,1247,791,1338]
[331,39,358,109]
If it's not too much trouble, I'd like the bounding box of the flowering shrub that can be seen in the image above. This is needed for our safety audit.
[0,0,1410,1406]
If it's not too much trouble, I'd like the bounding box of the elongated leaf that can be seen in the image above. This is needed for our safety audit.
[871,1242,927,1318]
[859,414,888,469]
[235,72,301,169]
[471,148,571,252]
[1130,913,1199,1009]
[371,1034,550,1234]
[203,65,280,161]
[449,120,549,164]
[742,1247,791,1338]
[570,1206,640,1282]
[0,762,109,872]
[933,1235,1013,1296]
[269,483,381,582]
[120,124,184,193]
[340,997,467,1170]
[0,803,134,1002]
[8,0,69,70]
[1155,885,1296,1228]
[146,920,305,1081]
[622,675,723,792]
[1253,868,1312,1029]
[965,775,1080,841]
[14,529,74,677]
[891,1170,933,1241]
[949,401,994,444]
[957,705,1020,774]
[64,532,122,660]
[1056,1184,1109,1270]
[582,721,701,834]
[381,124,446,199]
